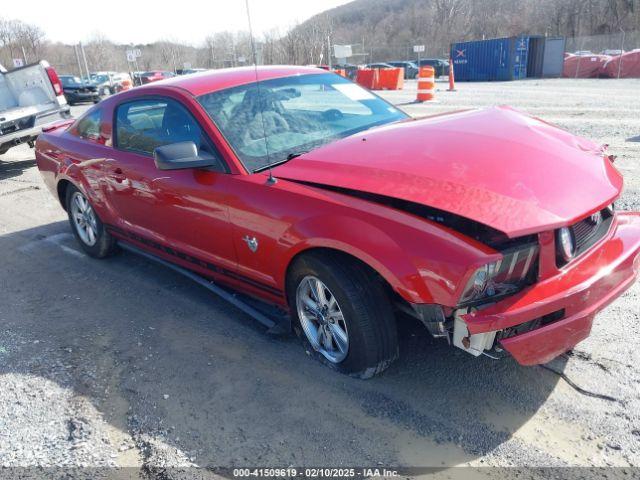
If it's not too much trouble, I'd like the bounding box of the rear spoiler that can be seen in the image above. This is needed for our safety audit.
[42,119,74,133]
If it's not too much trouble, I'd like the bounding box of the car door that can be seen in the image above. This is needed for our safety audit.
[104,96,238,273]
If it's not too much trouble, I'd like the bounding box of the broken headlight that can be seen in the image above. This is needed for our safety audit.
[458,242,539,306]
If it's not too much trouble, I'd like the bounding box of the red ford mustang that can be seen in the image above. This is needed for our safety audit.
[36,66,640,378]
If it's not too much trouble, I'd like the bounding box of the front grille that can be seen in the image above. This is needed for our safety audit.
[498,309,565,340]
[557,208,613,267]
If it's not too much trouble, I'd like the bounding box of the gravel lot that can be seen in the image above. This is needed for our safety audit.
[0,78,639,478]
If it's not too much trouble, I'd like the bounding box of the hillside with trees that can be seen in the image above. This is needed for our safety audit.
[309,0,640,59]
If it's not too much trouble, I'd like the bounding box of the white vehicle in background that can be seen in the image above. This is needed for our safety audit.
[89,71,133,95]
[0,61,70,157]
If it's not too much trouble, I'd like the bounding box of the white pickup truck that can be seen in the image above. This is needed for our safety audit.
[0,61,71,157]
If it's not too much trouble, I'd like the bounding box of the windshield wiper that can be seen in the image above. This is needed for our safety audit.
[252,150,309,173]
[286,151,308,160]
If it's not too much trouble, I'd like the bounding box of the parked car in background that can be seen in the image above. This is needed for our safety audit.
[176,68,207,75]
[34,67,640,377]
[131,71,145,86]
[139,70,176,84]
[387,61,419,79]
[0,60,70,156]
[417,58,450,77]
[89,71,133,95]
[333,63,358,79]
[59,75,101,105]
[364,62,395,70]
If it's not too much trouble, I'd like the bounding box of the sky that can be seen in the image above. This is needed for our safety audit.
[2,0,352,45]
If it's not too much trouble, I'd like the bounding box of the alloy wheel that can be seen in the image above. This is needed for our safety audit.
[296,275,349,363]
[70,191,98,247]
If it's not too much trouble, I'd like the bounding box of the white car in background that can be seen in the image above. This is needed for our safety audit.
[89,71,133,95]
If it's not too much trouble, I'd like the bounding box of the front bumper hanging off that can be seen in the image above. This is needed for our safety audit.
[455,213,640,365]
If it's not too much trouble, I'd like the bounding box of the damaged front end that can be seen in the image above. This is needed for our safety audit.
[405,207,640,366]
[403,232,541,359]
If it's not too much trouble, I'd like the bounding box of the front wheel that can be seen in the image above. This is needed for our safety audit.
[287,252,398,378]
[66,185,117,258]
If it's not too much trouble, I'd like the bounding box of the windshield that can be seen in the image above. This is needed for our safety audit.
[197,73,407,172]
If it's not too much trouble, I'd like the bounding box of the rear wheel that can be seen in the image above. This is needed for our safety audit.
[66,185,117,258]
[287,252,398,378]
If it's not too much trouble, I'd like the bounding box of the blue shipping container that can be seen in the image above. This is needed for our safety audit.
[451,36,531,81]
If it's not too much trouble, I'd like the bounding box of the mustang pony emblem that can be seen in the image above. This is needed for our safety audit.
[243,235,259,253]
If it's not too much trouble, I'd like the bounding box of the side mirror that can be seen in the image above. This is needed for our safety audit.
[153,141,220,171]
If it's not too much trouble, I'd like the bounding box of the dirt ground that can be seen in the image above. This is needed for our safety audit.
[0,78,639,478]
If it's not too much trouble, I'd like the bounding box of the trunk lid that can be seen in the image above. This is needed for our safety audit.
[274,106,622,238]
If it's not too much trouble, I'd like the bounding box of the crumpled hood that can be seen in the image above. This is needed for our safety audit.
[274,106,622,238]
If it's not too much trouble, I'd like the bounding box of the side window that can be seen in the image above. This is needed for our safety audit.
[115,100,168,154]
[75,109,102,141]
[115,98,218,159]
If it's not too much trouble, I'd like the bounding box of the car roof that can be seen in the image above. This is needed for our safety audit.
[144,65,326,96]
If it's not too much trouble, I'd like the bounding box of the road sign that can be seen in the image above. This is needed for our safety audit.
[126,51,136,63]
[134,49,142,58]
[413,45,425,53]
[12,58,24,68]
[333,44,352,59]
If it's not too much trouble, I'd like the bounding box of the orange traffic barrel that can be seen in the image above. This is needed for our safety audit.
[417,66,435,101]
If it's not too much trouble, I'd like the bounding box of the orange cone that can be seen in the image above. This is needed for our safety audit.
[416,66,435,102]
[448,58,456,91]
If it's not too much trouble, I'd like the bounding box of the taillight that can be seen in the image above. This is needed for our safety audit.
[45,66,64,96]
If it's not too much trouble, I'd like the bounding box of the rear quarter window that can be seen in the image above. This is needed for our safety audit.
[73,109,102,142]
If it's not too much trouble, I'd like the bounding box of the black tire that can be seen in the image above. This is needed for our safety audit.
[65,184,117,258]
[287,251,398,379]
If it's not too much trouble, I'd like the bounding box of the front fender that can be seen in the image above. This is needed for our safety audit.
[279,214,431,303]
[277,204,501,306]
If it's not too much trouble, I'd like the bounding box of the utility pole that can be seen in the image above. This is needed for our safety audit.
[327,35,332,69]
[21,46,28,64]
[79,42,90,80]
[74,44,83,77]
